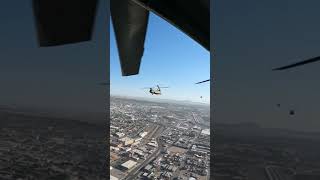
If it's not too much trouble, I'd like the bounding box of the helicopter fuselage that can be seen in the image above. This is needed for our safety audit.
[149,88,161,95]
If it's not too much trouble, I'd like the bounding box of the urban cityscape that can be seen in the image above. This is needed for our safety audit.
[110,96,210,180]
[0,106,107,180]
[214,122,320,180]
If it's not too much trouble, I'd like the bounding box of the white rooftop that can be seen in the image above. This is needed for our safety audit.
[110,175,119,180]
[121,160,137,169]
[201,129,210,135]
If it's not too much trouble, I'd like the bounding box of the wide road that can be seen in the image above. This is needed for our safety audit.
[124,126,164,180]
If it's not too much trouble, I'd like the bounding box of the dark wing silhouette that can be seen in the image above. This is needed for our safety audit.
[273,56,320,70]
[195,79,210,84]
[132,0,209,51]
[111,0,209,75]
[111,0,149,76]
[33,0,209,76]
[33,0,98,46]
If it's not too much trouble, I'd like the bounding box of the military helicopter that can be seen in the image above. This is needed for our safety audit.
[195,79,210,99]
[289,110,295,115]
[142,85,169,95]
[276,103,296,116]
[32,0,209,76]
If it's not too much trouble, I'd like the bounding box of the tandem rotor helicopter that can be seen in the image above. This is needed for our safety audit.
[32,0,210,99]
[142,85,169,95]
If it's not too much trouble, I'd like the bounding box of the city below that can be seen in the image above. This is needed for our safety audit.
[110,96,210,180]
[0,106,107,180]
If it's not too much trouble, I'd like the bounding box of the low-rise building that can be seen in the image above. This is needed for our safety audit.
[121,160,137,170]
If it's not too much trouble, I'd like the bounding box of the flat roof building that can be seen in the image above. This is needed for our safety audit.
[139,131,148,138]
[110,175,119,180]
[121,160,137,170]
[120,137,134,146]
[201,129,210,135]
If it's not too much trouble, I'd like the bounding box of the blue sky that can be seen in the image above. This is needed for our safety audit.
[110,13,210,103]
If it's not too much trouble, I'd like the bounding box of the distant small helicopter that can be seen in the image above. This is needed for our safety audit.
[276,103,296,115]
[196,80,209,98]
[142,85,169,95]
[289,110,295,115]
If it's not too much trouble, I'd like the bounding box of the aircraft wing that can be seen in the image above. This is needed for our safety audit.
[33,0,98,46]
[33,0,148,76]
[33,0,209,76]
[273,56,320,70]
[111,0,210,75]
[111,0,149,76]
[132,0,210,51]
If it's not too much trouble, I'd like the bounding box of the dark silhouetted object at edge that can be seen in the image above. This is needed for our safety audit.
[290,110,295,115]
[32,0,98,46]
[32,0,209,76]
[273,55,320,70]
[196,79,210,84]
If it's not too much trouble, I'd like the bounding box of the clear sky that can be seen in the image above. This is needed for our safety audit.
[110,13,210,104]
[214,0,320,131]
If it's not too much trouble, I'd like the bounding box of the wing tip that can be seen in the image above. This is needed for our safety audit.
[121,71,140,76]
[37,38,92,47]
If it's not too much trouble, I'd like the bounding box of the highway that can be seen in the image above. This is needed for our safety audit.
[124,126,164,180]
[192,112,200,124]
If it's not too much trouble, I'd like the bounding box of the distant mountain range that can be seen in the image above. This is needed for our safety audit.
[111,95,210,107]
[215,122,320,139]
[0,105,106,124]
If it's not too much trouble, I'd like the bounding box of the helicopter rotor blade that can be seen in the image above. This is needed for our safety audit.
[195,79,210,84]
[273,55,320,71]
